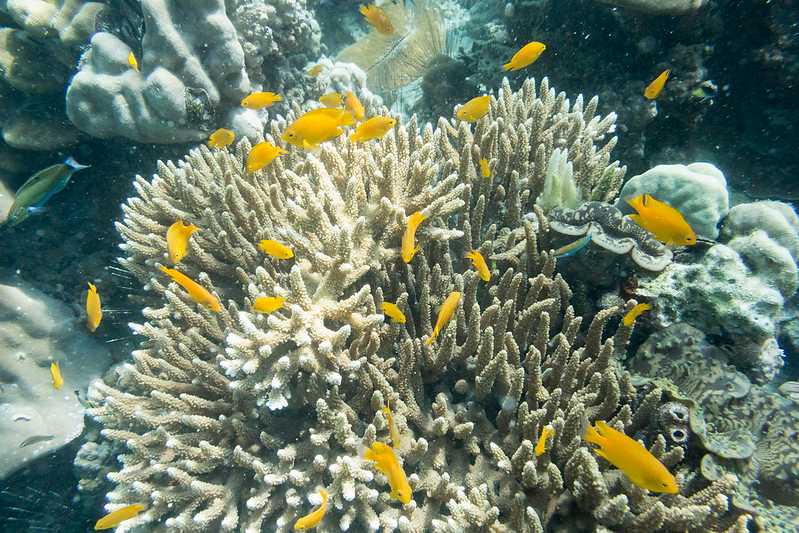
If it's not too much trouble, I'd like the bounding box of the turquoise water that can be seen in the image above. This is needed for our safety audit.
[0,1,796,531]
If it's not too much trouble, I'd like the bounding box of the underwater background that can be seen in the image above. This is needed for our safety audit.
[0,0,797,531]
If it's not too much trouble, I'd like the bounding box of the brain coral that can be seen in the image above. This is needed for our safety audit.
[83,78,748,531]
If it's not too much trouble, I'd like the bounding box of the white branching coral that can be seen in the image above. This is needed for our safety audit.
[84,78,747,531]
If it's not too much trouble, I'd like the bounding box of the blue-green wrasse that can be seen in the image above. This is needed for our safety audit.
[553,235,592,258]
[3,157,90,227]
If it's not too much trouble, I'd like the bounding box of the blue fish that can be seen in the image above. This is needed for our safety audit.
[3,157,90,227]
[553,234,592,258]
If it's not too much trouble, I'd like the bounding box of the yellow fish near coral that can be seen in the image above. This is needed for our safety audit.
[350,116,396,143]
[307,64,323,77]
[480,158,491,178]
[360,4,395,35]
[584,420,679,494]
[86,282,102,332]
[623,302,652,327]
[456,95,491,123]
[383,406,401,448]
[535,425,554,457]
[159,266,221,312]
[282,108,355,150]
[50,361,63,390]
[364,442,412,504]
[127,51,139,72]
[253,296,285,314]
[166,220,198,264]
[426,291,461,345]
[465,250,491,282]
[94,503,146,530]
[259,239,294,259]
[241,91,283,109]
[644,69,671,100]
[381,301,406,324]
[293,489,328,530]
[247,142,287,172]
[626,194,696,246]
[207,128,235,149]
[319,92,342,108]
[401,211,426,263]
[503,41,546,71]
[345,91,365,121]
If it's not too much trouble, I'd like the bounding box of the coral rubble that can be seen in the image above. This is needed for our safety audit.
[81,78,747,531]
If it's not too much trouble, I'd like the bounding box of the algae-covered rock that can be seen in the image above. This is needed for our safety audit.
[631,323,799,531]
[639,243,785,380]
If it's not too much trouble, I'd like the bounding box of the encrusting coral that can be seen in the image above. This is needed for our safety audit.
[82,78,748,531]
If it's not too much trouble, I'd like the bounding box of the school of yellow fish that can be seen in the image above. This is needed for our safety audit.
[54,7,689,529]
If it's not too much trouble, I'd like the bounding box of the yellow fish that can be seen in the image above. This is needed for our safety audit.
[401,211,426,263]
[360,4,395,35]
[535,425,554,457]
[258,239,294,259]
[307,64,323,77]
[584,420,679,494]
[644,69,671,100]
[480,158,491,178]
[626,194,696,246]
[159,266,221,312]
[383,406,401,448]
[426,291,461,345]
[127,51,139,72]
[247,142,287,172]
[282,108,355,150]
[456,95,491,123]
[293,489,328,530]
[86,282,102,332]
[207,128,235,148]
[349,116,396,143]
[253,296,285,314]
[503,41,546,71]
[363,441,412,504]
[381,301,406,324]
[94,503,146,530]
[465,250,491,282]
[319,92,342,108]
[241,91,283,109]
[166,220,198,264]
[345,91,365,121]
[623,302,652,327]
[50,361,63,390]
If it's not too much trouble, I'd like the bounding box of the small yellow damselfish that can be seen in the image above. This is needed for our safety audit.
[363,442,412,504]
[426,291,461,345]
[86,282,102,332]
[94,503,145,530]
[456,95,491,123]
[503,41,546,71]
[293,489,328,530]
[381,301,406,324]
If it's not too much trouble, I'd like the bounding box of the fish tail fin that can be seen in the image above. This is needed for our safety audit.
[65,157,90,170]
[339,111,355,127]
[583,423,605,445]
[502,62,514,71]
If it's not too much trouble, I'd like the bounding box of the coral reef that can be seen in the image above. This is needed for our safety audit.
[616,162,730,240]
[66,0,251,143]
[81,78,747,531]
[227,0,321,104]
[638,243,785,381]
[0,279,108,480]
[631,323,799,531]
[549,202,672,272]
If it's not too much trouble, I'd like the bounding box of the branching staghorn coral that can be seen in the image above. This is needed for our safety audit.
[83,77,747,531]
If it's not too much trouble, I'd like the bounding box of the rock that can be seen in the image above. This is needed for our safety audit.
[0,173,14,223]
[2,107,80,151]
[595,0,704,15]
[0,28,69,94]
[0,281,109,480]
